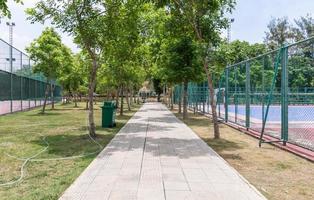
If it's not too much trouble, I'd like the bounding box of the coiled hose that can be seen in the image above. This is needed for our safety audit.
[0,113,103,187]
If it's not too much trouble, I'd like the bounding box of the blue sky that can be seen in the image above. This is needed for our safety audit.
[0,0,313,54]
[229,0,314,43]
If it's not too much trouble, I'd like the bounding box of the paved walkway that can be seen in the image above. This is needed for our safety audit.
[60,103,266,200]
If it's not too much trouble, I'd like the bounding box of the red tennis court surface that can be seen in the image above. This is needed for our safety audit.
[228,122,314,162]
[249,123,314,151]
[0,100,52,115]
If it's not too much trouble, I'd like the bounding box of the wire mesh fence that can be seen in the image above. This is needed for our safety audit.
[0,39,62,115]
[174,37,314,151]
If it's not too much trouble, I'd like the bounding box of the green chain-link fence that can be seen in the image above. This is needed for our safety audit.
[0,39,62,115]
[174,37,314,151]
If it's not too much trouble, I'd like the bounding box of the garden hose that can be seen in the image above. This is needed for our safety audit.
[0,114,103,187]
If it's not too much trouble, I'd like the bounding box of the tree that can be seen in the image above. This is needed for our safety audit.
[140,3,169,104]
[0,0,22,18]
[27,0,119,137]
[155,0,235,139]
[264,17,294,49]
[293,14,314,40]
[290,15,314,88]
[58,51,87,107]
[162,36,203,119]
[26,27,65,113]
[213,40,267,66]
[264,15,314,90]
[101,1,145,116]
[153,78,163,102]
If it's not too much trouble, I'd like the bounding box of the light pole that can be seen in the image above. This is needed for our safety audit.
[6,22,15,72]
[227,18,235,44]
[6,22,15,113]
[225,18,234,122]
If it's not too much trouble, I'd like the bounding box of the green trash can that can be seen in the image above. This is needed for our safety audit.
[101,101,117,128]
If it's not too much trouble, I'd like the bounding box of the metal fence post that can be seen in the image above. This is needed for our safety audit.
[281,46,289,145]
[10,43,13,113]
[28,59,31,109]
[20,52,23,110]
[245,62,250,129]
[35,79,37,107]
[225,68,229,122]
[207,83,210,114]
[262,56,265,124]
[202,81,205,113]
[235,66,238,124]
[218,78,221,118]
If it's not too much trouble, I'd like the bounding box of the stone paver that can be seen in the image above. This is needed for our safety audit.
[59,102,267,200]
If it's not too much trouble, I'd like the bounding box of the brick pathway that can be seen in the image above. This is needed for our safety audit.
[59,102,267,200]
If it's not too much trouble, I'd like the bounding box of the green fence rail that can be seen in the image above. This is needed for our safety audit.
[174,37,314,151]
[0,38,62,115]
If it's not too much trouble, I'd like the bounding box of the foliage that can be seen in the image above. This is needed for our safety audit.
[264,15,314,89]
[26,27,64,82]
[152,78,163,101]
[265,14,314,49]
[58,51,88,97]
[0,0,22,18]
[293,14,314,40]
[98,1,148,104]
[161,36,203,84]
[288,54,314,88]
[27,0,120,136]
[103,1,145,87]
[265,17,294,49]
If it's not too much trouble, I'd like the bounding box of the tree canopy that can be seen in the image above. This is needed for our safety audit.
[26,27,70,113]
[21,0,314,140]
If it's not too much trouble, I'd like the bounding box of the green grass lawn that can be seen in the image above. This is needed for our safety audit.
[0,102,141,200]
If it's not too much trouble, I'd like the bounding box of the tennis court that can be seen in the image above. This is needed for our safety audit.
[0,39,61,116]
[226,105,314,122]
[177,37,314,153]
[215,104,314,151]
[0,100,52,115]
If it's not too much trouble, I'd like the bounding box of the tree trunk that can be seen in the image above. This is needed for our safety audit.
[204,60,220,139]
[42,82,50,113]
[126,88,131,111]
[133,92,136,103]
[166,86,170,107]
[106,91,110,101]
[129,88,133,107]
[115,88,119,108]
[74,93,78,107]
[170,87,174,110]
[178,90,182,114]
[51,83,55,110]
[120,86,124,116]
[85,98,89,110]
[183,81,188,120]
[88,57,98,138]
[163,85,166,104]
